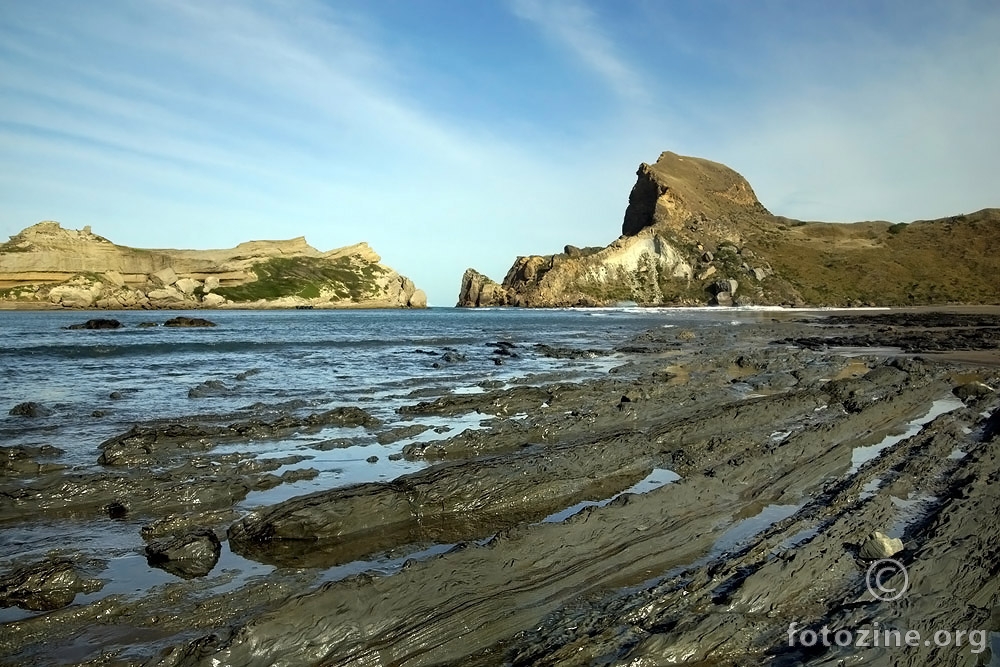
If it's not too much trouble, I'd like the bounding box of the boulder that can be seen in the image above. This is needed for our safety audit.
[202,293,226,307]
[47,284,98,308]
[144,529,222,579]
[713,292,734,307]
[103,270,126,288]
[8,402,53,417]
[711,278,738,296]
[953,381,994,402]
[152,267,178,286]
[859,531,904,560]
[174,277,201,295]
[407,289,427,308]
[203,276,221,293]
[697,266,717,280]
[147,286,186,303]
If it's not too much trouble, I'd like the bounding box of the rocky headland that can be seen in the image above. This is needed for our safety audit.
[0,222,426,309]
[458,151,1000,308]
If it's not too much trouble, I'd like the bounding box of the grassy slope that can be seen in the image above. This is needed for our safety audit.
[214,256,387,302]
[754,209,1000,306]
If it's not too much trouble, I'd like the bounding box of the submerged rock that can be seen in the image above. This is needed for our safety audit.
[8,402,52,418]
[188,380,234,398]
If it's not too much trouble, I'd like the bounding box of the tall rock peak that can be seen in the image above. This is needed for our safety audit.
[622,151,769,236]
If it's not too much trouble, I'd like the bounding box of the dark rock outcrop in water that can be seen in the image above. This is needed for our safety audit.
[164,316,216,328]
[65,318,123,329]
[458,151,1000,308]
[0,221,426,310]
[145,529,222,579]
[8,402,52,418]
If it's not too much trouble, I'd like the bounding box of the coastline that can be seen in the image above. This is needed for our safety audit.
[1,308,997,665]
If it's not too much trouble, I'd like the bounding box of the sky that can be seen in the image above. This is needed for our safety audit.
[1,1,998,305]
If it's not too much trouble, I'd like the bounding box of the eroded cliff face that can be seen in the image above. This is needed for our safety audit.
[458,152,782,308]
[621,151,769,238]
[458,151,1000,308]
[0,222,426,309]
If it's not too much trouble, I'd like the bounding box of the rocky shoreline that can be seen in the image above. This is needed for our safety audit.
[0,222,427,310]
[1,309,998,665]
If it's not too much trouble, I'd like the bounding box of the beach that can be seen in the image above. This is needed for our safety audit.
[1,307,998,665]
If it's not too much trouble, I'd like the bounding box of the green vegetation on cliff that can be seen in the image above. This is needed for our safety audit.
[214,256,387,302]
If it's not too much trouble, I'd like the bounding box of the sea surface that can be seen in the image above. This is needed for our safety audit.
[0,306,788,624]
[0,307,791,465]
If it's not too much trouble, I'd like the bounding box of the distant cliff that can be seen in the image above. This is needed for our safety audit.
[458,151,1000,308]
[0,222,426,309]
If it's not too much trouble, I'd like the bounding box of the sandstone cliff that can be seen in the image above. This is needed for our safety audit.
[458,151,1000,308]
[0,222,426,310]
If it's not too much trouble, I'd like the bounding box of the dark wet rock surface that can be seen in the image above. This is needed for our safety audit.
[145,530,223,579]
[0,445,64,476]
[781,311,1000,352]
[0,558,103,611]
[2,309,1000,666]
[97,406,380,466]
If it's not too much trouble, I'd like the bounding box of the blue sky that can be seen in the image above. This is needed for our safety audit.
[1,0,997,305]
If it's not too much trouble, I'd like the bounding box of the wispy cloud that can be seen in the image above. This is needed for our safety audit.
[2,0,996,304]
[510,0,646,102]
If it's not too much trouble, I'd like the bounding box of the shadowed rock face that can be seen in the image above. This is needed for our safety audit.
[458,150,1000,308]
[621,151,770,237]
[0,221,426,310]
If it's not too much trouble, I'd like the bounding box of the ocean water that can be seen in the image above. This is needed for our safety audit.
[0,307,786,466]
[0,306,782,625]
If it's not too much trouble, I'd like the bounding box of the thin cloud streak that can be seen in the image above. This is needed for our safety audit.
[510,0,646,102]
